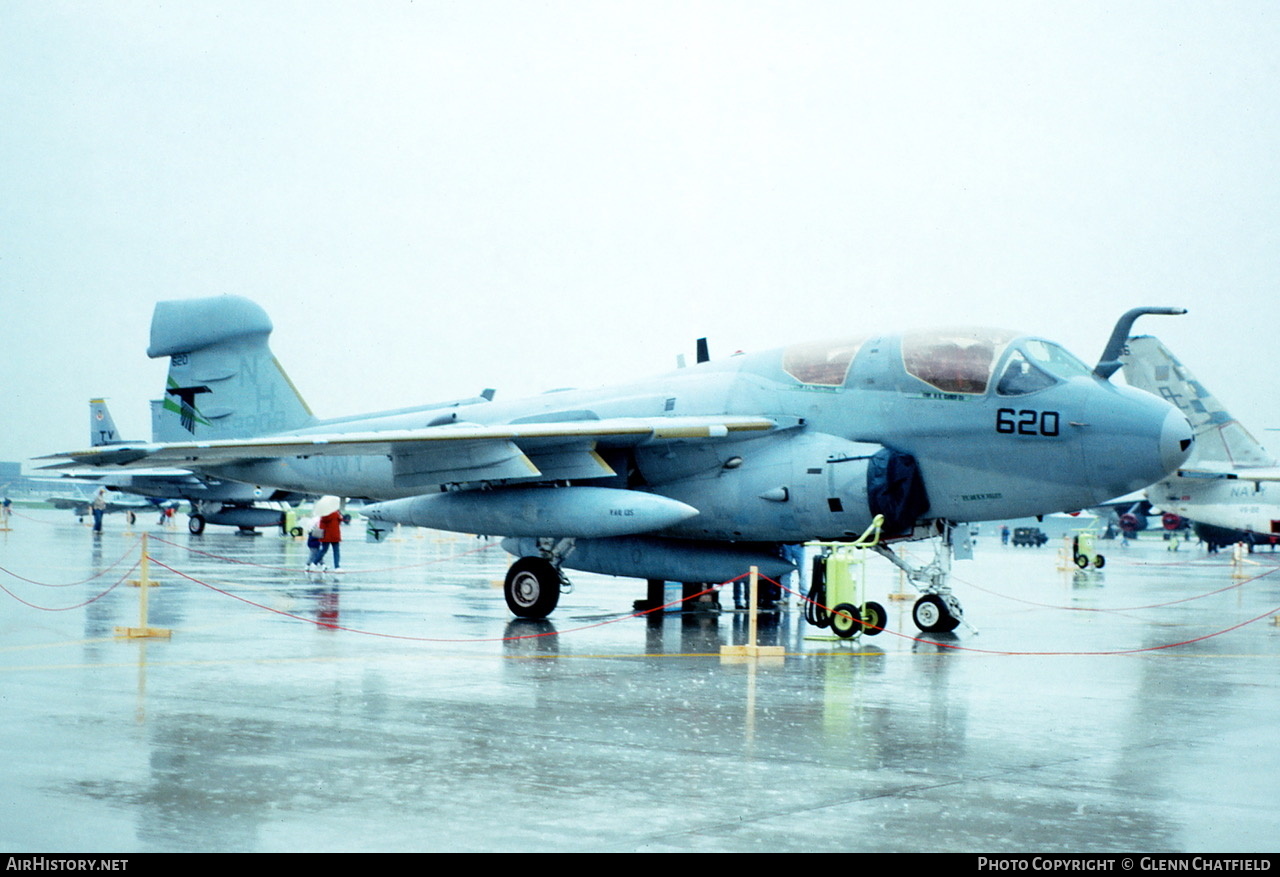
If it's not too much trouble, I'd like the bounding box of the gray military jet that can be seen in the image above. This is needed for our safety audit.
[42,297,1193,630]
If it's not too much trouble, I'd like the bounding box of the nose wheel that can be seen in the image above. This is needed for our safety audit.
[912,593,963,633]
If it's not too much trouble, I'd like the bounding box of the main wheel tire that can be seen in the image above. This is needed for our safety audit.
[1075,553,1089,569]
[504,557,561,619]
[830,602,861,639]
[188,514,206,535]
[938,595,963,632]
[1093,555,1106,569]
[861,600,887,636]
[913,594,960,633]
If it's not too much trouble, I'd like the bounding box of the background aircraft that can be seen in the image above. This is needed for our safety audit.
[62,398,309,534]
[1121,335,1280,549]
[43,297,1192,630]
[45,487,158,521]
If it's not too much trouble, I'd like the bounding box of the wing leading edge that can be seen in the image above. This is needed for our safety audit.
[40,415,793,491]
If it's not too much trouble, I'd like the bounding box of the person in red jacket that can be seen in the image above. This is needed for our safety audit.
[307,496,344,571]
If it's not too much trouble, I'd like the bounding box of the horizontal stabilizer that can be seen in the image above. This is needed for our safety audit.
[1176,466,1280,483]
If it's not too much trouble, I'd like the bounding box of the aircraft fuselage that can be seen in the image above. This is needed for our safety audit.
[1147,475,1280,537]
[207,329,1189,542]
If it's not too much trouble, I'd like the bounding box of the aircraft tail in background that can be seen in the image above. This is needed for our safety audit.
[89,399,127,447]
[1120,335,1273,470]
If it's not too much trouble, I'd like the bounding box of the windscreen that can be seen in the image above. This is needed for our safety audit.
[997,339,1093,396]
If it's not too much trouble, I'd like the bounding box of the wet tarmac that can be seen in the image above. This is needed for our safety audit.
[2,509,1278,853]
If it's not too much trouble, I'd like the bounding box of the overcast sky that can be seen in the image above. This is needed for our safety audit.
[2,1,1278,468]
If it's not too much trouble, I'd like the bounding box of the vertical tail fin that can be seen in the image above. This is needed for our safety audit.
[1120,335,1273,469]
[89,399,125,446]
[147,296,316,442]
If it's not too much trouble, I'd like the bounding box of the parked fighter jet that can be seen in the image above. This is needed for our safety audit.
[41,297,1193,631]
[69,398,308,534]
[46,487,155,520]
[1121,335,1280,548]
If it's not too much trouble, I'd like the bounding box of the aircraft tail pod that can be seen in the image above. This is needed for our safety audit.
[146,295,317,442]
[1121,335,1274,469]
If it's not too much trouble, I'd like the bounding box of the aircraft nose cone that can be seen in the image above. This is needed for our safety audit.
[1082,384,1193,501]
[1159,407,1194,475]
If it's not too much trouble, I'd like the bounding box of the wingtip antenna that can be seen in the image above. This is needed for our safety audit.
[1094,307,1187,379]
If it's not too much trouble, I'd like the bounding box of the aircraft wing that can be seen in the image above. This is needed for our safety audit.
[46,495,152,513]
[53,467,207,482]
[39,415,793,489]
[46,497,91,510]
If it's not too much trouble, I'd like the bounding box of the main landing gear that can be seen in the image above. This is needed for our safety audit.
[503,539,575,619]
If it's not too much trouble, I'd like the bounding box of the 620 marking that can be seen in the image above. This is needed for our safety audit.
[996,408,1060,437]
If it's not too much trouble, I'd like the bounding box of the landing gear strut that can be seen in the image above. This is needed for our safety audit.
[874,522,968,634]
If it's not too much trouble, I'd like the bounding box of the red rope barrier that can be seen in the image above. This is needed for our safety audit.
[0,558,141,611]
[146,556,741,643]
[149,533,503,574]
[0,540,140,587]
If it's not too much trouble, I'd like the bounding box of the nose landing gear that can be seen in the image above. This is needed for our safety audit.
[874,522,969,635]
[910,592,963,634]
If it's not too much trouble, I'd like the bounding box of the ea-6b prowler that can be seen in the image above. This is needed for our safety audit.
[42,297,1192,631]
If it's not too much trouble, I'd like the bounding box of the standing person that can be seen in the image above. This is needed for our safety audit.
[90,488,108,533]
[780,543,805,604]
[302,513,321,570]
[308,496,344,571]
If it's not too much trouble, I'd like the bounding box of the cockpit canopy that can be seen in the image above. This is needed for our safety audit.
[994,338,1096,396]
[900,329,1016,395]
[778,329,1094,396]
[781,338,866,386]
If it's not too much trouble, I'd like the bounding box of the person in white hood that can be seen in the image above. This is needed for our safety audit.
[307,496,344,571]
